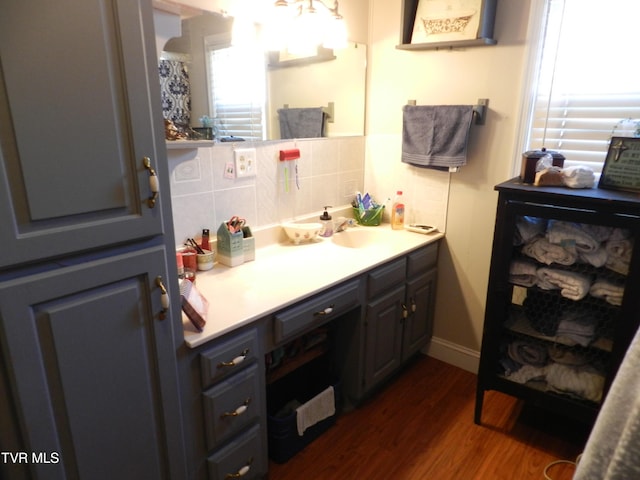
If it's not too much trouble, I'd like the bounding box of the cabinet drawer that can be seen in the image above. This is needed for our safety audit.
[407,243,438,278]
[367,257,406,298]
[201,329,259,388]
[207,423,266,480]
[274,279,360,343]
[203,363,263,449]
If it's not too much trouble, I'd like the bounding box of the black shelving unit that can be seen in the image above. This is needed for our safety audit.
[475,178,640,426]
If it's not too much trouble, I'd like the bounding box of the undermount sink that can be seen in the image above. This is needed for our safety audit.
[331,228,385,248]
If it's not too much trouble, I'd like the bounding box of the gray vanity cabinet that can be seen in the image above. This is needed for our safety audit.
[181,327,268,480]
[0,0,165,269]
[0,0,188,479]
[364,257,407,391]
[362,243,439,394]
[402,267,437,362]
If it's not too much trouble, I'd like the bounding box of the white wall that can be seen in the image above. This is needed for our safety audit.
[366,0,533,371]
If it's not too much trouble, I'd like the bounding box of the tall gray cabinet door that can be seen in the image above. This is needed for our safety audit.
[0,0,168,269]
[0,246,185,480]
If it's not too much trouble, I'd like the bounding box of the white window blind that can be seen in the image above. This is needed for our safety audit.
[206,41,266,141]
[525,0,640,172]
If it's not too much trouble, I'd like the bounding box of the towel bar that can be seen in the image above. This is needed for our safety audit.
[472,98,489,125]
[406,98,489,125]
[282,102,334,124]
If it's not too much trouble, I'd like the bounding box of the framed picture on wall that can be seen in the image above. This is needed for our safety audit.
[411,0,483,44]
[397,0,497,50]
[599,137,640,193]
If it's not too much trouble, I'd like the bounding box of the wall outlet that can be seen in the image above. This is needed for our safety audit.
[234,148,257,178]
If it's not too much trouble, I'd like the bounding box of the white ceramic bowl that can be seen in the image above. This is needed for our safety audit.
[282,223,322,244]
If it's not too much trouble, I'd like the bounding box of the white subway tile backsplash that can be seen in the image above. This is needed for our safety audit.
[170,192,215,247]
[311,139,340,175]
[167,137,365,245]
[214,186,257,227]
[310,173,340,210]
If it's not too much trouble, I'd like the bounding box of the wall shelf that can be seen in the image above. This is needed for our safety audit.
[397,0,497,51]
[166,140,215,150]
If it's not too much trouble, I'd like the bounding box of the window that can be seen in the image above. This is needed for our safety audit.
[522,0,640,172]
[205,35,266,141]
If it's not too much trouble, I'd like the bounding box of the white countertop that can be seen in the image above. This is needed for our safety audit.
[182,226,443,348]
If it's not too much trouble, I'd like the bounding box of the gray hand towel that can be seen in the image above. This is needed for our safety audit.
[278,107,326,139]
[401,105,474,169]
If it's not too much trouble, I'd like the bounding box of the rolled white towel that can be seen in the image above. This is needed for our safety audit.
[546,221,607,253]
[562,165,595,188]
[536,267,592,301]
[555,309,598,347]
[605,228,633,275]
[578,246,608,268]
[506,364,547,384]
[522,237,577,266]
[509,259,538,287]
[590,277,625,306]
[545,363,605,403]
[514,216,547,245]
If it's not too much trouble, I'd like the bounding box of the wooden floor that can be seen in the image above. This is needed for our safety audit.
[268,356,590,480]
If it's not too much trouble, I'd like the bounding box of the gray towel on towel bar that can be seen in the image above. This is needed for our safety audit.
[401,105,474,169]
[278,107,326,139]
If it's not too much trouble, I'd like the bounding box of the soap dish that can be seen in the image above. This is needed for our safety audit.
[406,224,438,235]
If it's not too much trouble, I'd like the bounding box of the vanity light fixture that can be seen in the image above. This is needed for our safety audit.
[267,0,347,52]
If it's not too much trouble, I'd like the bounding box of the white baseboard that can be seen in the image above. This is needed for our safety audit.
[422,336,480,374]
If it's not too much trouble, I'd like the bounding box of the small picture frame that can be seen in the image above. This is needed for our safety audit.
[599,137,640,193]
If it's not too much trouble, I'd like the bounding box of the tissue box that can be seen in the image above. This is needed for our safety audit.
[216,223,244,267]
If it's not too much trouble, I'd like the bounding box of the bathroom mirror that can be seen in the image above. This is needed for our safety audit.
[161,11,367,141]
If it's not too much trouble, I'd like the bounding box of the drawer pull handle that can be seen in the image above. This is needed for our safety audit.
[225,458,253,478]
[221,398,251,418]
[156,276,169,320]
[314,304,335,316]
[143,157,159,208]
[217,349,249,368]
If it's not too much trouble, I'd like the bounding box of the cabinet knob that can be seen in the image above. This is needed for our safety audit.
[401,303,409,319]
[221,398,251,418]
[314,304,335,316]
[155,276,169,320]
[225,458,253,478]
[217,349,250,368]
[410,298,417,313]
[143,157,159,208]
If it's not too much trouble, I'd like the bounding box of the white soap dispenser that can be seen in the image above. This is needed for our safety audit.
[319,206,333,237]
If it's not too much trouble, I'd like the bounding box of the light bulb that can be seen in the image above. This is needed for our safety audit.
[323,15,347,49]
